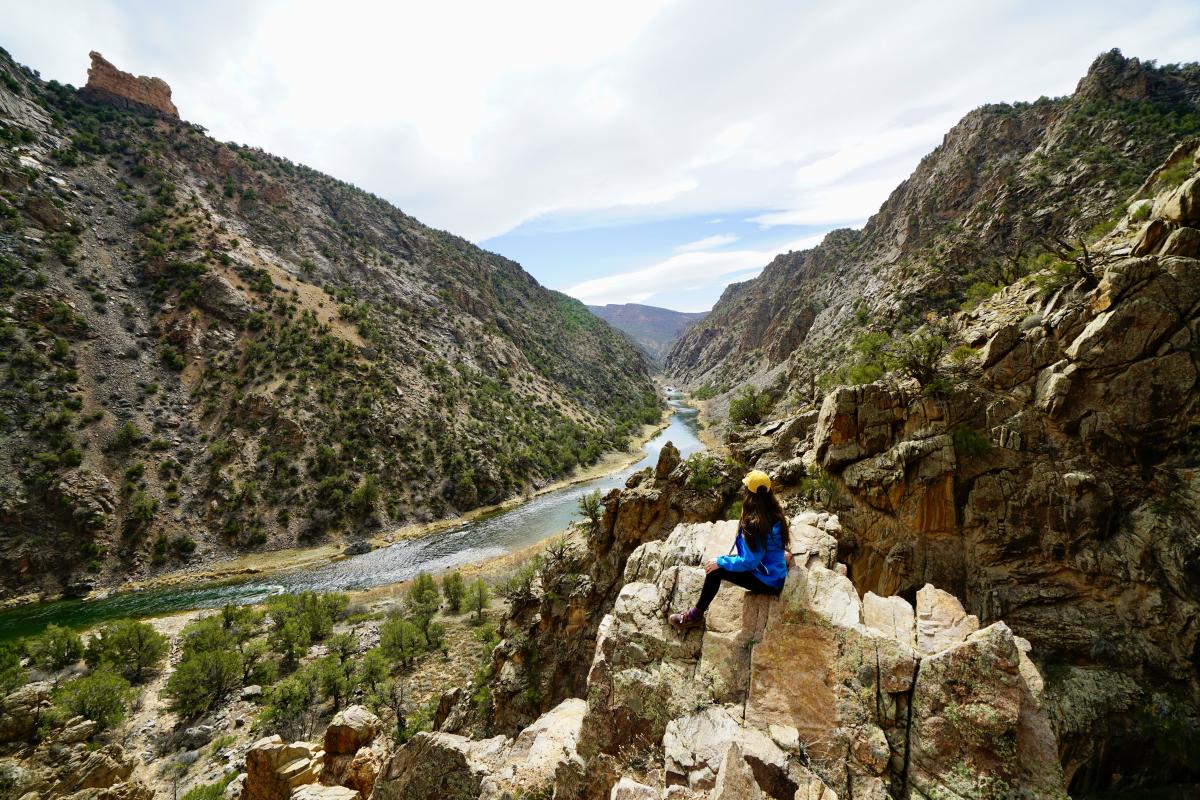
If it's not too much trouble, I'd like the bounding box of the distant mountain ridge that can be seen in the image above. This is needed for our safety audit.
[587,303,707,366]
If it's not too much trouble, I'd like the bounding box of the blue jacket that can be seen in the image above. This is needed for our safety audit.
[716,521,788,588]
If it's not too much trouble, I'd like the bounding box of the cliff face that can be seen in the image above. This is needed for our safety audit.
[677,136,1200,795]
[381,512,1066,800]
[0,48,657,600]
[80,52,178,117]
[665,51,1200,397]
[660,50,1200,794]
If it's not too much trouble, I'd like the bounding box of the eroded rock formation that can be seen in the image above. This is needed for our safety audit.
[374,513,1064,799]
[439,443,739,737]
[81,51,178,117]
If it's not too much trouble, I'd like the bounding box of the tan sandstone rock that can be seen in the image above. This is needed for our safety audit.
[709,742,763,800]
[863,592,916,649]
[915,583,979,655]
[82,52,178,117]
[907,623,1066,799]
[324,705,381,756]
[610,777,658,799]
[244,736,322,800]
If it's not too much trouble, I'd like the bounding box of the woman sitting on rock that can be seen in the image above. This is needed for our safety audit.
[669,470,791,631]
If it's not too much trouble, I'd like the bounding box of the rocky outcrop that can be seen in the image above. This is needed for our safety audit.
[0,681,51,744]
[793,153,1200,791]
[0,736,153,800]
[441,444,738,737]
[245,736,324,800]
[81,51,178,117]
[323,705,380,756]
[372,698,586,800]
[196,273,257,323]
[380,513,1064,800]
[666,51,1200,421]
[321,706,382,797]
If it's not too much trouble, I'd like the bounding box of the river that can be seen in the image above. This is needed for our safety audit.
[0,401,703,641]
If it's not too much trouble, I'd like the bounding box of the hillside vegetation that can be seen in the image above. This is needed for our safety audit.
[0,48,658,601]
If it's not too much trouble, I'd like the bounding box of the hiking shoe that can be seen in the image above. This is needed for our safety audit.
[669,607,705,631]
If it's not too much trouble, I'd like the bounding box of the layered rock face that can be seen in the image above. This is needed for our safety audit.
[81,51,178,117]
[373,514,1065,799]
[803,167,1200,787]
[241,708,383,800]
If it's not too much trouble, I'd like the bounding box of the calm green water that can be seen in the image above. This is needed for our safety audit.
[0,402,703,642]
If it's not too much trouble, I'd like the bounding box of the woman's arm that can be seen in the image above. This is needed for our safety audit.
[715,530,766,572]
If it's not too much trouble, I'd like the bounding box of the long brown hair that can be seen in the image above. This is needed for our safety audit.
[739,486,789,551]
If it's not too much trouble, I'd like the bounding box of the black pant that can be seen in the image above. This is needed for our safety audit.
[696,568,782,613]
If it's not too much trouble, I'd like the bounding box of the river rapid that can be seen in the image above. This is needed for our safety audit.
[0,401,703,641]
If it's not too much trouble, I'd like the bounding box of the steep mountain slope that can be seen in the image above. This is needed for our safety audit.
[586,302,707,365]
[663,50,1200,794]
[666,50,1200,398]
[0,49,658,601]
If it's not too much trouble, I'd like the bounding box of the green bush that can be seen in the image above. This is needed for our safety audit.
[684,452,722,492]
[728,385,773,426]
[266,592,348,651]
[497,556,542,608]
[576,490,602,531]
[951,425,993,457]
[52,670,133,731]
[348,474,379,518]
[404,573,440,633]
[163,615,249,717]
[380,616,426,668]
[84,619,168,683]
[887,330,947,387]
[0,642,26,693]
[441,571,465,614]
[467,578,491,623]
[25,624,84,670]
[180,773,238,800]
[110,421,142,451]
[961,281,1000,311]
[259,662,321,740]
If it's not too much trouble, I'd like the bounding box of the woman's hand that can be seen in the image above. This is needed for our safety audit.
[704,559,719,574]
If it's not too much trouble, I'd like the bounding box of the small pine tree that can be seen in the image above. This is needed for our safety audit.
[84,619,168,683]
[442,571,466,614]
[25,624,84,670]
[404,573,441,634]
[467,579,491,623]
[380,617,426,669]
[577,490,602,531]
[52,670,133,731]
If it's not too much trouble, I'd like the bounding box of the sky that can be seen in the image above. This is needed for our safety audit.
[5,1,1200,312]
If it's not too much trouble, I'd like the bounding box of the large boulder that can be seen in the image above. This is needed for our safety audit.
[196,272,256,324]
[324,706,381,756]
[244,736,323,800]
[1153,174,1200,224]
[0,682,51,744]
[907,623,1066,799]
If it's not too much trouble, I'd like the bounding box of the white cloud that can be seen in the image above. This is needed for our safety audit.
[675,234,738,252]
[568,233,828,310]
[5,0,1200,275]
